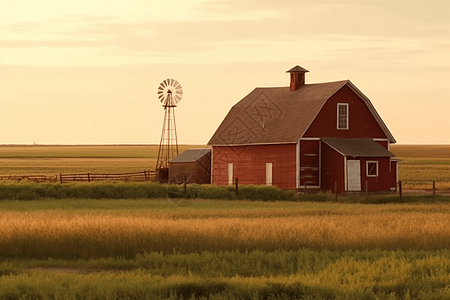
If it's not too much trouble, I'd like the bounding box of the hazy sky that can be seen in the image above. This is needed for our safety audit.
[1,0,449,145]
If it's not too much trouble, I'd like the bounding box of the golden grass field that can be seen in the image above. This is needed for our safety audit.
[390,144,450,189]
[0,144,449,189]
[0,145,203,175]
[2,200,450,259]
[0,143,450,298]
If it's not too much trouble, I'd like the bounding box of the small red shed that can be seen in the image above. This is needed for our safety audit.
[208,65,398,193]
[169,148,211,184]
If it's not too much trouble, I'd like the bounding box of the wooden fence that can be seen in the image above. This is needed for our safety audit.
[401,180,450,189]
[59,171,155,183]
[0,175,58,183]
[0,171,155,183]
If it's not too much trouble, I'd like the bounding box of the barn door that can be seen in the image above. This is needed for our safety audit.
[347,160,361,191]
[266,163,273,186]
[228,163,233,186]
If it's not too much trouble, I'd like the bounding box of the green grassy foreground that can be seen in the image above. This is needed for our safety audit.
[0,181,448,204]
[0,181,297,201]
[2,250,450,299]
[2,199,450,299]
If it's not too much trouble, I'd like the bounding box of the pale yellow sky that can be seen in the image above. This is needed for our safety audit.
[0,0,449,144]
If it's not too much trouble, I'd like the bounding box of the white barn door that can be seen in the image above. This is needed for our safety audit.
[228,163,233,186]
[266,163,273,186]
[347,160,361,191]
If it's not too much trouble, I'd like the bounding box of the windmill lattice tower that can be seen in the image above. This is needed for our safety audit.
[155,79,183,182]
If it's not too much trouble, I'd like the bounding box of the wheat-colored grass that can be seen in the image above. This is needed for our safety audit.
[0,145,204,158]
[0,158,155,175]
[2,203,450,259]
[390,145,450,189]
[1,144,449,187]
[0,145,206,175]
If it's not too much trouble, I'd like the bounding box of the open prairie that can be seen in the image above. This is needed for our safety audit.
[390,144,450,189]
[1,144,449,188]
[0,144,205,175]
[1,143,450,298]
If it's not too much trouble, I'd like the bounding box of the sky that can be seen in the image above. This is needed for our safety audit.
[0,0,449,145]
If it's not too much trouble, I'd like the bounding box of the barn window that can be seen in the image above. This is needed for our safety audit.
[337,103,349,130]
[367,161,378,177]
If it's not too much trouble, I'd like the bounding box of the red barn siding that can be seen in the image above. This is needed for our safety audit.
[304,85,387,140]
[375,140,389,149]
[300,140,320,187]
[212,144,296,189]
[352,157,396,192]
[321,142,345,193]
[391,160,398,191]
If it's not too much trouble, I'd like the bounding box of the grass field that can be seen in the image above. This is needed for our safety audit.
[2,199,450,299]
[1,144,450,189]
[3,199,450,258]
[0,145,204,175]
[1,144,450,192]
[1,145,450,298]
[390,144,450,189]
[0,144,448,176]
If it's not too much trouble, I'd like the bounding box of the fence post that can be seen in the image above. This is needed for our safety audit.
[59,173,62,184]
[87,173,91,182]
[433,180,436,196]
[235,177,239,198]
[334,182,338,202]
[399,180,402,198]
[365,180,368,200]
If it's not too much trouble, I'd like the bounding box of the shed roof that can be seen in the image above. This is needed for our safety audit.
[321,138,395,157]
[170,148,211,163]
[207,80,396,146]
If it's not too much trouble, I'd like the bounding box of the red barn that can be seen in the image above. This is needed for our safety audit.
[207,65,398,193]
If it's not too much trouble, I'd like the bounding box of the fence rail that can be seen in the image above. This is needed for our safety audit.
[0,175,58,183]
[59,171,155,183]
[0,171,155,183]
[401,180,450,189]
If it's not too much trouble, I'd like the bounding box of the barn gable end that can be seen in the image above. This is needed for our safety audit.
[302,84,390,141]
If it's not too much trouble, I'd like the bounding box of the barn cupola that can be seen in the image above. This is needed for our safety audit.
[286,65,309,91]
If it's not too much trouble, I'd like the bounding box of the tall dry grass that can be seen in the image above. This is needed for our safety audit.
[2,210,450,259]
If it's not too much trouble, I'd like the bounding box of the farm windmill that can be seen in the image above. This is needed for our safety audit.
[155,79,183,182]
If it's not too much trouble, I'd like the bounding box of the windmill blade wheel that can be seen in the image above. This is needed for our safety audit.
[157,79,183,107]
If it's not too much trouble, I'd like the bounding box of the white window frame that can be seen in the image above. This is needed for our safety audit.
[337,103,349,130]
[366,161,378,177]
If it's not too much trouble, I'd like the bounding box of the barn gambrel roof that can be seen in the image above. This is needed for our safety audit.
[208,80,396,146]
